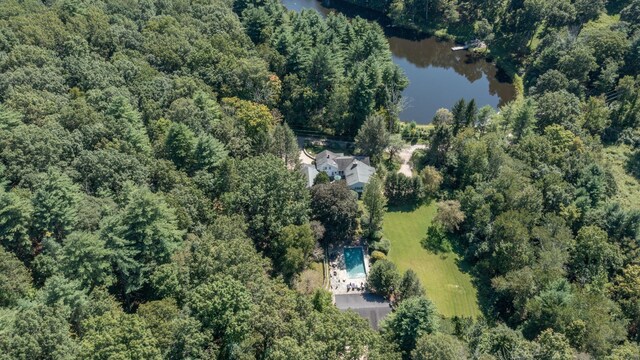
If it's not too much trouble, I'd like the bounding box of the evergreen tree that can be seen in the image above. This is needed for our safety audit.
[60,232,115,291]
[397,269,425,302]
[362,174,387,236]
[164,123,195,171]
[31,170,79,242]
[464,98,477,127]
[102,186,184,298]
[355,113,390,164]
[269,123,299,168]
[193,134,228,173]
[451,98,466,135]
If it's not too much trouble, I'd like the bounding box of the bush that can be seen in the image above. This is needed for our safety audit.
[371,250,387,263]
[369,238,391,255]
[370,230,384,242]
[434,29,455,41]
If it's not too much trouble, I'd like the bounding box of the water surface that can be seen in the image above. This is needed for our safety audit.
[344,247,367,279]
[281,0,515,123]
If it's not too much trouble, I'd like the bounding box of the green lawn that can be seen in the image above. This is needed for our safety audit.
[383,203,481,318]
[304,143,351,156]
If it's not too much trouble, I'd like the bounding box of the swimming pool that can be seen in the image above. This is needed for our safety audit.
[344,247,367,279]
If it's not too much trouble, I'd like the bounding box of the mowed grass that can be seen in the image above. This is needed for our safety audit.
[383,203,481,318]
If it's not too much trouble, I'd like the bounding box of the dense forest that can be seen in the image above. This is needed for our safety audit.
[0,0,639,359]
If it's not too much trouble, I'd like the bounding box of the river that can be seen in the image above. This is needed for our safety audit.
[281,0,515,124]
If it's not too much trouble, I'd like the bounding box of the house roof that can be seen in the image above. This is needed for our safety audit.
[315,150,344,169]
[335,156,370,171]
[315,150,371,172]
[300,164,319,188]
[344,159,375,186]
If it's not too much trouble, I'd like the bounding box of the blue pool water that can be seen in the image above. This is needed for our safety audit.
[344,247,367,279]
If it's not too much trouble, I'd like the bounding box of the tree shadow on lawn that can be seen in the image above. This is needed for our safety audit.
[424,230,494,320]
[421,224,454,256]
[386,200,495,319]
[442,233,499,320]
[386,199,434,213]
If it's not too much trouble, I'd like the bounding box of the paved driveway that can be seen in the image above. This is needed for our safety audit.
[335,293,392,329]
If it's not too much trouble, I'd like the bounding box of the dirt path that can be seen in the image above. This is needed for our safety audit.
[397,144,426,177]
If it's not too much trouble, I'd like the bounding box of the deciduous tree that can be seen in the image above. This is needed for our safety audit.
[310,182,359,245]
[367,259,400,297]
[384,296,439,356]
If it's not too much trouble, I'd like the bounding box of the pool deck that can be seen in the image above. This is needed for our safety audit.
[328,246,369,295]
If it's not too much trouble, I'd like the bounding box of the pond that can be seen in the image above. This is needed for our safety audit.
[281,0,515,124]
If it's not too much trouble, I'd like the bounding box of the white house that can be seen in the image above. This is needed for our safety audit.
[313,150,375,193]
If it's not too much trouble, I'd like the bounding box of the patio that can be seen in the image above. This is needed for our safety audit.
[328,246,369,295]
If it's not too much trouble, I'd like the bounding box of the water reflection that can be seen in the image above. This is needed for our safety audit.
[280,0,515,123]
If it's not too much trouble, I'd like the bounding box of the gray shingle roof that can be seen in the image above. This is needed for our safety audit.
[344,159,375,186]
[315,150,343,169]
[300,164,319,188]
[314,151,375,188]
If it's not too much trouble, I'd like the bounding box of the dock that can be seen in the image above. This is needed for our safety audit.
[451,39,486,51]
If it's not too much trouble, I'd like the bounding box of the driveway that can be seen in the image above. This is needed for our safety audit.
[296,134,424,178]
[397,144,426,177]
[299,148,314,166]
[297,135,350,166]
[335,293,392,329]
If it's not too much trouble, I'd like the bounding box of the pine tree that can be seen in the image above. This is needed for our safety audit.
[464,98,477,127]
[269,123,299,168]
[31,169,79,242]
[164,123,195,171]
[102,186,184,298]
[193,134,228,173]
[355,113,390,164]
[363,174,387,236]
[451,98,466,135]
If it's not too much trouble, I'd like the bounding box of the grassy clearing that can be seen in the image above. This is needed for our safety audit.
[528,25,544,51]
[295,261,325,294]
[584,12,620,31]
[603,145,640,210]
[383,203,481,318]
